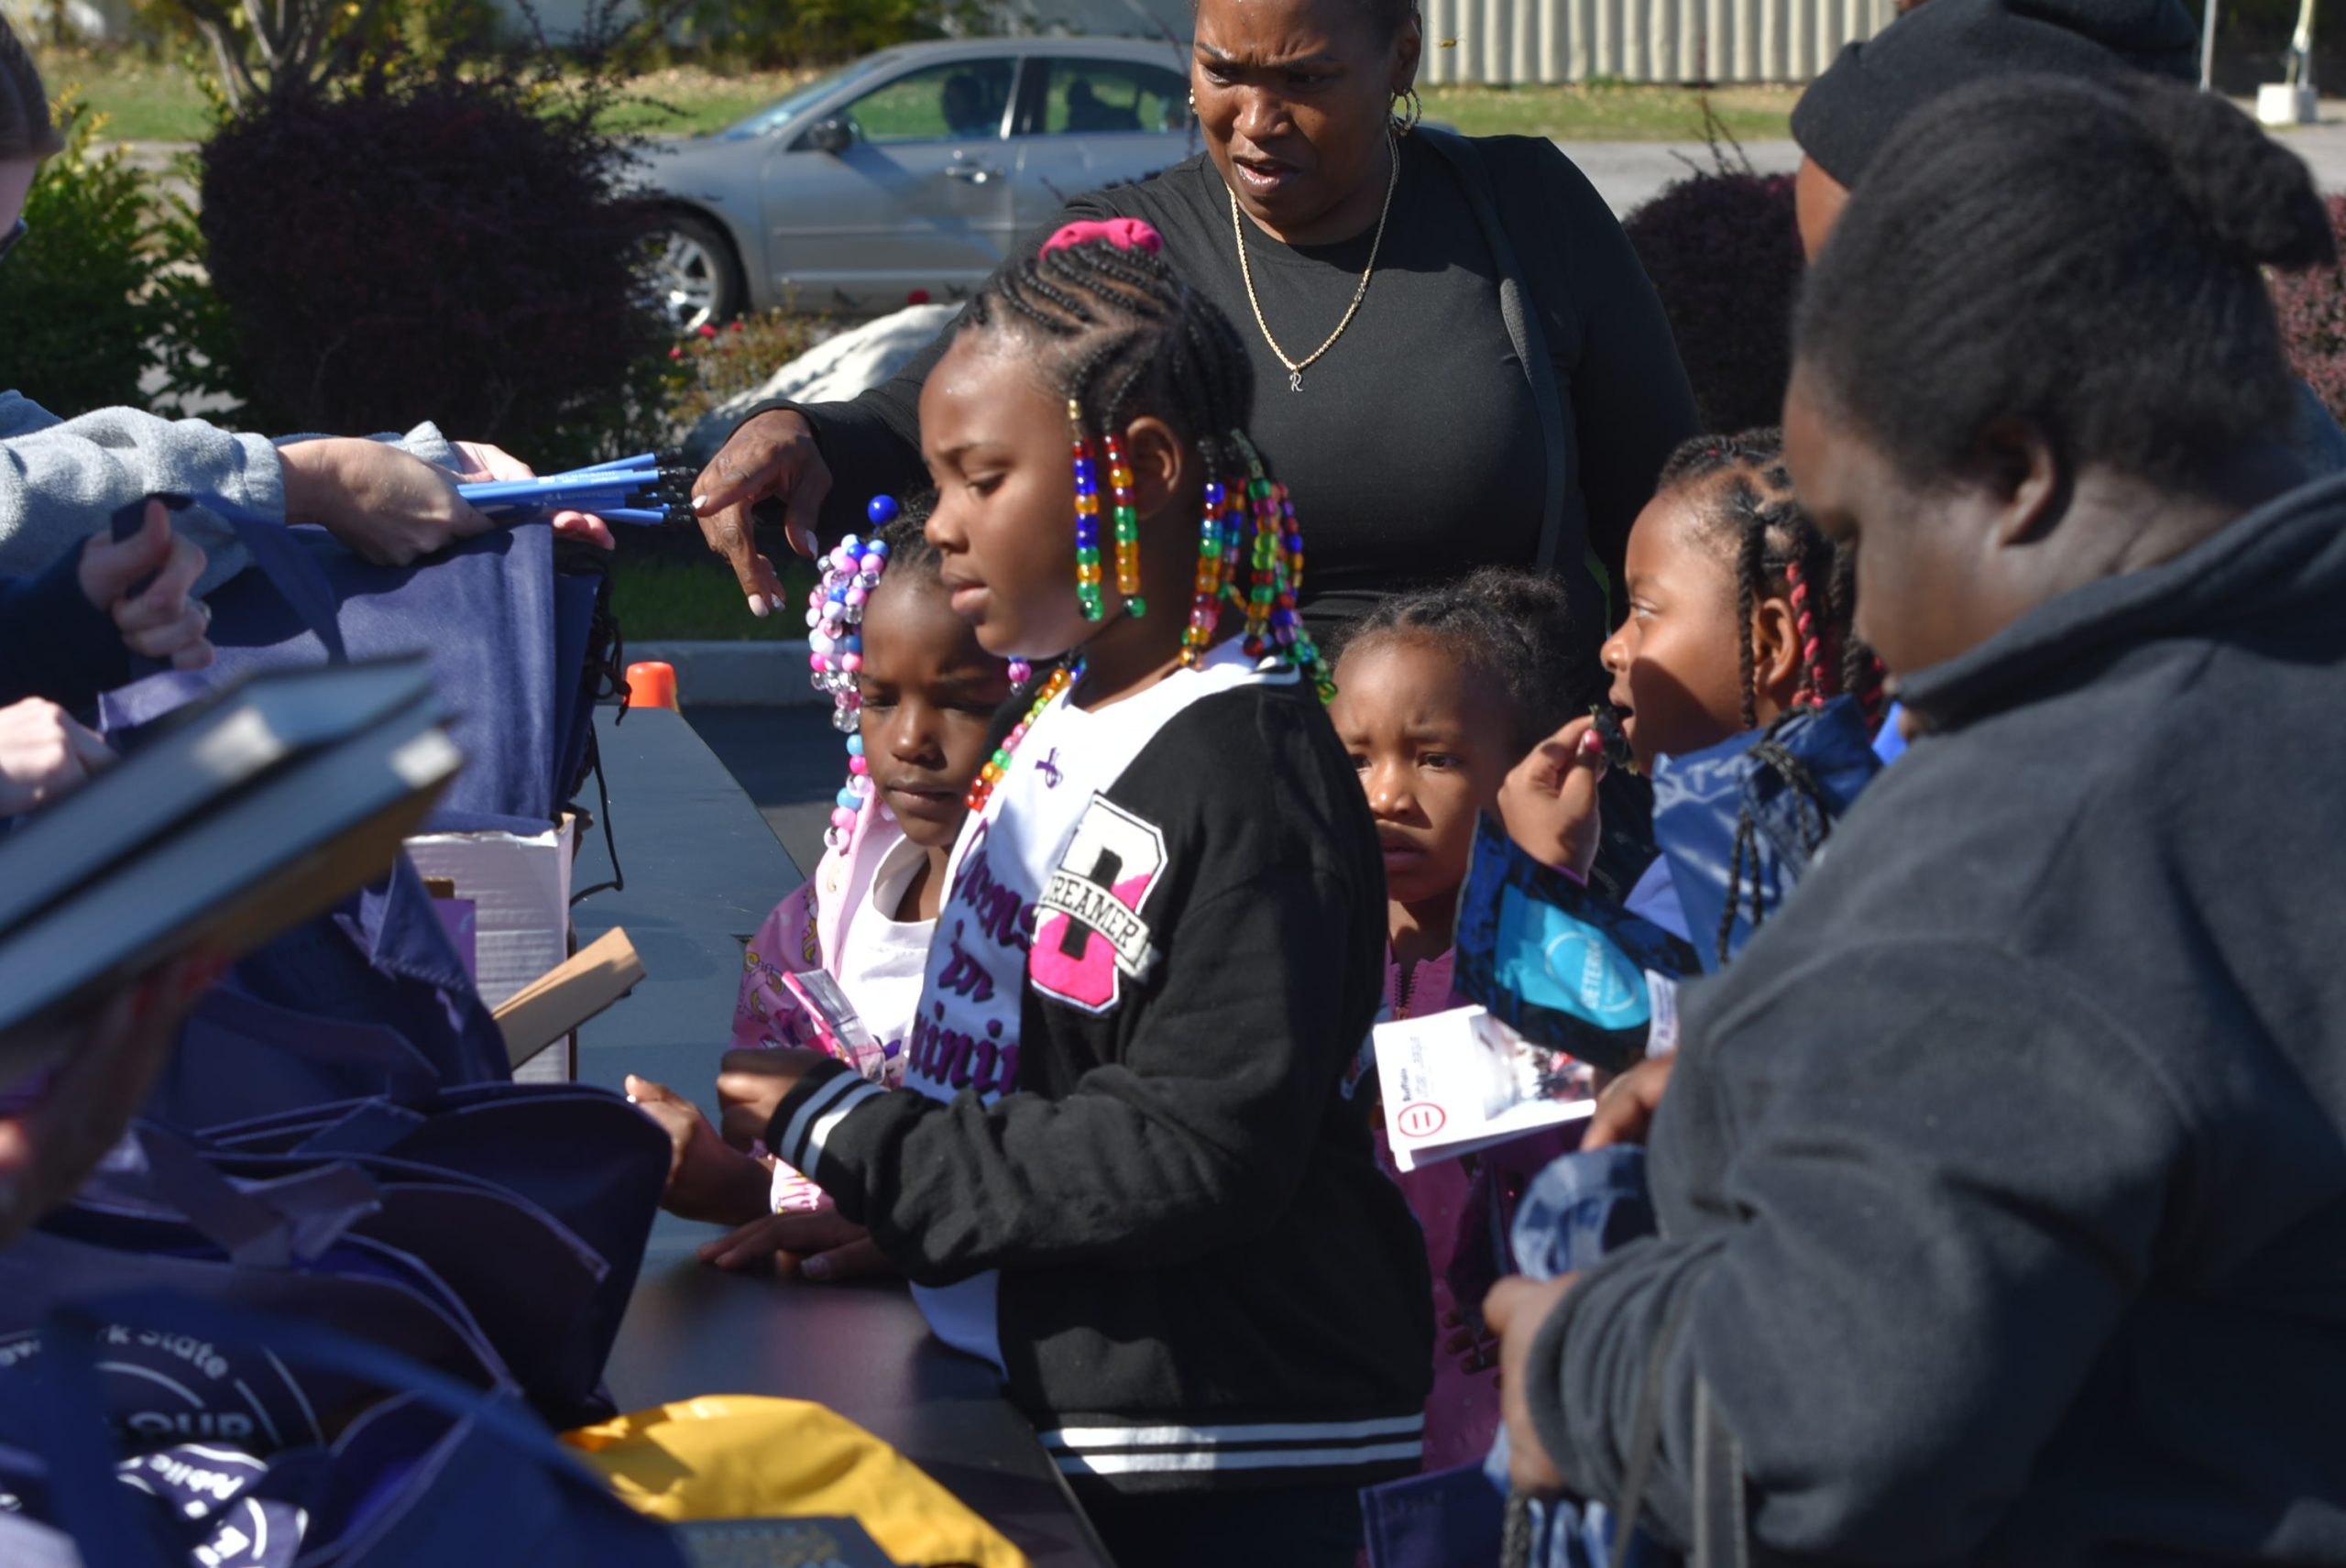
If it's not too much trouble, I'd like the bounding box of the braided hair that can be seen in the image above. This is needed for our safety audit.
[960,234,1329,692]
[872,500,941,578]
[1330,566,1587,754]
[1655,429,1885,730]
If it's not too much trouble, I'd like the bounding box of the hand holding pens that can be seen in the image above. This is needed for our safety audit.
[458,452,694,527]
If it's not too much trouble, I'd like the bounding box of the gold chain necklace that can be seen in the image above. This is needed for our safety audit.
[1231,129,1400,392]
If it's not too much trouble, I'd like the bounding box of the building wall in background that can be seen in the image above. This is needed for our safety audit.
[1420,0,1895,83]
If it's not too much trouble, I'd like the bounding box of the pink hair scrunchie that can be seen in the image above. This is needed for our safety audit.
[1038,217,1165,258]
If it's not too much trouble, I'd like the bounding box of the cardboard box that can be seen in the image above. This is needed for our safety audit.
[405,815,576,1081]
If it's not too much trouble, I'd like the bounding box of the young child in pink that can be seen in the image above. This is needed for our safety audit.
[628,502,1016,1268]
[1327,566,1588,1473]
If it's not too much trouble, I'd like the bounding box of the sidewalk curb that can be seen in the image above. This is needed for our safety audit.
[630,639,817,707]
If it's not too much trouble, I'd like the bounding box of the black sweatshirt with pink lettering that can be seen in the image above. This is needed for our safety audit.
[764,660,1434,1497]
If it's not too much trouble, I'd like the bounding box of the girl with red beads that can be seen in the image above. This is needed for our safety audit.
[711,221,1431,1568]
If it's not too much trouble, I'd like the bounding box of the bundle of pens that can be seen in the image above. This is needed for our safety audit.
[458,452,694,527]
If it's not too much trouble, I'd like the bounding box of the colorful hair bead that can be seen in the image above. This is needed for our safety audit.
[1070,400,1106,624]
[806,495,901,852]
[1102,429,1146,620]
[1178,477,1229,669]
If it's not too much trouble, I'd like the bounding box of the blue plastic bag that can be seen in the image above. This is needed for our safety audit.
[1453,819,1698,1075]
[1650,696,1883,973]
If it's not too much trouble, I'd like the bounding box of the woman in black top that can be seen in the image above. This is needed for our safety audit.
[687,0,1700,652]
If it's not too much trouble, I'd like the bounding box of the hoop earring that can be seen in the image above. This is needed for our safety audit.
[1392,86,1422,136]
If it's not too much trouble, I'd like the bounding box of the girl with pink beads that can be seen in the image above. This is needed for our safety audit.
[626,499,1016,1277]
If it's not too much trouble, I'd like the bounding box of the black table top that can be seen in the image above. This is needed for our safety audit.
[572,707,1113,1568]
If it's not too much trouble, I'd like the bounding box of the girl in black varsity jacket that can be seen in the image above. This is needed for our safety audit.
[712,225,1432,1568]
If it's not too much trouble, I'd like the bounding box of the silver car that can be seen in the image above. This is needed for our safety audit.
[638,37,1198,331]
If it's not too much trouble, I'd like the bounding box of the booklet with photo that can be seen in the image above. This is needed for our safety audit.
[1372,1003,1599,1171]
[0,659,460,1059]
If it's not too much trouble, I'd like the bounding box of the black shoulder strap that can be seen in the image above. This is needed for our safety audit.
[1418,127,1569,576]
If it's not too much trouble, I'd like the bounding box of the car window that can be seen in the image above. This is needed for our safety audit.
[1039,60,1189,136]
[720,54,895,140]
[839,59,1015,144]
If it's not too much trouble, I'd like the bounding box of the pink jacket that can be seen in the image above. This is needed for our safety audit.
[732,791,905,1084]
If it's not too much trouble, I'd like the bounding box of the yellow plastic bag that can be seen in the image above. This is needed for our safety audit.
[562,1396,1032,1568]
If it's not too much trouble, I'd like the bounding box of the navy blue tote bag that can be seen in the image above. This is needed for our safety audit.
[0,1292,687,1568]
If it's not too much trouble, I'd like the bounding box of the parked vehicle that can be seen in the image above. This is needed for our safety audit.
[636,38,1197,331]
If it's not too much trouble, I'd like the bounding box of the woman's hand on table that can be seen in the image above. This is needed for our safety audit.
[687,409,829,618]
[81,499,213,671]
[625,1073,768,1226]
[697,1208,895,1284]
[0,698,114,817]
[1484,1272,1580,1497]
[450,440,614,551]
[714,1046,828,1148]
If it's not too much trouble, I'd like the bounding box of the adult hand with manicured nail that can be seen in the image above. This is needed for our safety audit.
[687,409,830,618]
[81,499,212,671]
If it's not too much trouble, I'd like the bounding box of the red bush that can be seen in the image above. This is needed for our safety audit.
[196,73,666,462]
[2270,193,2346,427]
[1622,169,1805,434]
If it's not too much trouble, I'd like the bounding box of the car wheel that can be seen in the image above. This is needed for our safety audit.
[648,212,745,334]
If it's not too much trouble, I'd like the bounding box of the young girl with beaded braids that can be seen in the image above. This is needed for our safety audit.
[627,502,1018,1277]
[1498,428,1880,1145]
[713,219,1431,1568]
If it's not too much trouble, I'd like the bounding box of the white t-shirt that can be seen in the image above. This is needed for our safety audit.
[771,831,937,1212]
[839,830,940,1069]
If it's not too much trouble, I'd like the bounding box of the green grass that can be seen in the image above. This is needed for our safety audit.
[39,44,1798,146]
[614,557,818,641]
[40,51,218,142]
[1424,82,1797,142]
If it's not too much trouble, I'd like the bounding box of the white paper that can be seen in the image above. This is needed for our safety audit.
[405,817,576,1083]
[1372,1004,1596,1170]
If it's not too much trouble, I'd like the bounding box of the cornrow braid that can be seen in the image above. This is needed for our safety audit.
[1656,428,1886,731]
[962,236,1332,696]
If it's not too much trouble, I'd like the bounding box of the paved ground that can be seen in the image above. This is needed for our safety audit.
[682,704,842,876]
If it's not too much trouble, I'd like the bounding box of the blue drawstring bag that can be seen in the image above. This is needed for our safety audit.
[195,1082,671,1371]
[101,510,604,828]
[0,1130,515,1454]
[0,1292,687,1568]
[1453,818,1698,1075]
[1650,696,1884,973]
